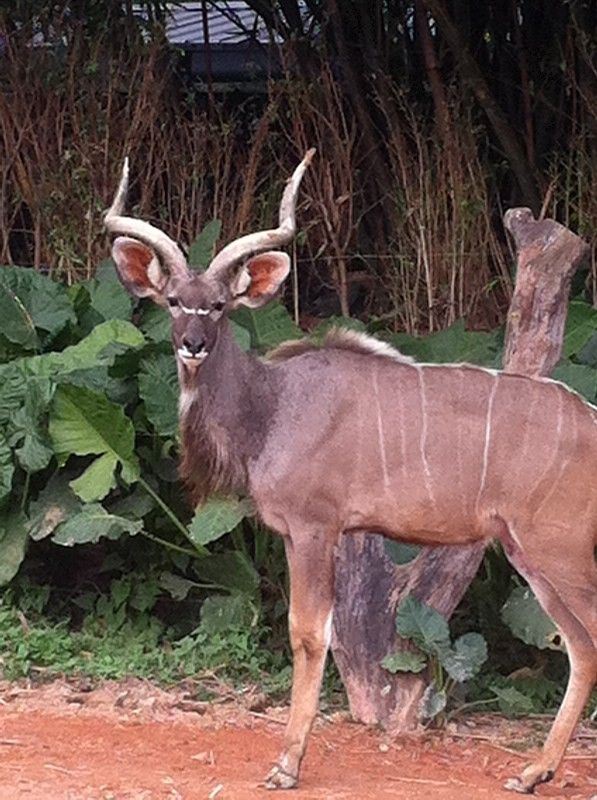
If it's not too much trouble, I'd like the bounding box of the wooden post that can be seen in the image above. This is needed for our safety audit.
[331,210,589,731]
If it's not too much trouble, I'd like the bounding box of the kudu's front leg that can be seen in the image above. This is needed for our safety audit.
[265,533,336,790]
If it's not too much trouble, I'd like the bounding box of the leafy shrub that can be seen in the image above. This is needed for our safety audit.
[0,228,302,680]
[2,253,597,699]
[0,226,304,588]
[382,595,488,722]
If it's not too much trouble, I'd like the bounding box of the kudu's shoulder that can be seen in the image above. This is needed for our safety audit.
[265,327,597,417]
[266,328,414,365]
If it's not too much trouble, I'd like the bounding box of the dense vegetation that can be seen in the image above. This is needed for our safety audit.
[0,1,595,719]
[1,240,597,718]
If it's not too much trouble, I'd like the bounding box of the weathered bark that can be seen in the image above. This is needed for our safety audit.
[503,208,590,376]
[332,209,589,732]
[333,536,485,729]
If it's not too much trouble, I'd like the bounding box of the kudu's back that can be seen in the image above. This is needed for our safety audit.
[253,345,597,559]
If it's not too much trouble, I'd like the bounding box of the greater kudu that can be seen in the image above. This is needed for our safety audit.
[105,152,596,794]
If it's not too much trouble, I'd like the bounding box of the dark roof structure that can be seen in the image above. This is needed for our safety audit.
[140,2,303,84]
[164,2,277,44]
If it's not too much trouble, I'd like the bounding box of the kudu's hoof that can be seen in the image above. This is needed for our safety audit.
[264,765,298,790]
[504,769,554,794]
[504,777,535,794]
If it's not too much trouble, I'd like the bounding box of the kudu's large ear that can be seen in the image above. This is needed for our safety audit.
[230,251,290,309]
[111,236,168,306]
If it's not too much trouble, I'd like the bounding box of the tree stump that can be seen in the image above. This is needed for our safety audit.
[331,209,589,731]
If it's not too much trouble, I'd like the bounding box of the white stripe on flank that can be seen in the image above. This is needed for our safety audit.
[373,368,390,489]
[323,610,333,649]
[531,391,575,520]
[416,366,436,508]
[397,380,407,480]
[476,374,498,512]
[527,384,564,513]
[456,370,467,514]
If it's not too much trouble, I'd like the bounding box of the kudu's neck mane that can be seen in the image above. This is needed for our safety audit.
[178,321,276,504]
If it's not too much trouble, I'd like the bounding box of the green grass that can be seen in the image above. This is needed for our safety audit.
[0,587,289,688]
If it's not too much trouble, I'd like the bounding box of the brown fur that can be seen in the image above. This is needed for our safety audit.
[177,323,277,506]
[179,412,247,506]
[266,327,414,364]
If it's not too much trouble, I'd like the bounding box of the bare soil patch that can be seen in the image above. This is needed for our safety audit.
[0,680,594,799]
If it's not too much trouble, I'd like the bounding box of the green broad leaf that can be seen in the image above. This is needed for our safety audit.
[0,432,15,504]
[501,586,563,651]
[130,579,160,612]
[193,551,260,596]
[78,283,130,333]
[16,431,53,473]
[73,592,96,612]
[508,675,560,709]
[28,473,83,541]
[69,452,118,502]
[231,302,302,350]
[230,320,251,351]
[574,333,597,369]
[139,304,171,343]
[0,367,51,425]
[563,301,597,358]
[395,595,451,657]
[51,503,142,546]
[576,331,597,368]
[551,361,597,403]
[159,571,198,601]
[381,650,427,674]
[0,266,75,346]
[0,281,37,350]
[419,685,447,720]
[199,594,254,633]
[189,496,252,548]
[7,381,55,473]
[63,366,134,406]
[110,576,132,608]
[49,384,140,501]
[110,486,155,519]
[390,320,500,366]
[188,219,222,270]
[85,259,132,321]
[0,511,28,585]
[441,632,488,682]
[0,320,144,424]
[384,540,421,565]
[0,333,33,363]
[490,684,534,715]
[31,319,145,380]
[138,354,180,437]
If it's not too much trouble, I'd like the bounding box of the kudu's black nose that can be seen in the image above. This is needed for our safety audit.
[182,335,206,355]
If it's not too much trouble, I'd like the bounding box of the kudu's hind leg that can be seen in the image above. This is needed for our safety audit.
[265,533,336,790]
[502,530,597,794]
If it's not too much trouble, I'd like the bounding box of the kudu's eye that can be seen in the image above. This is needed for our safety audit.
[167,297,179,308]
[213,300,225,312]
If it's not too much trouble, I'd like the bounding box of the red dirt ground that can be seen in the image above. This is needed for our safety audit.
[0,680,594,800]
